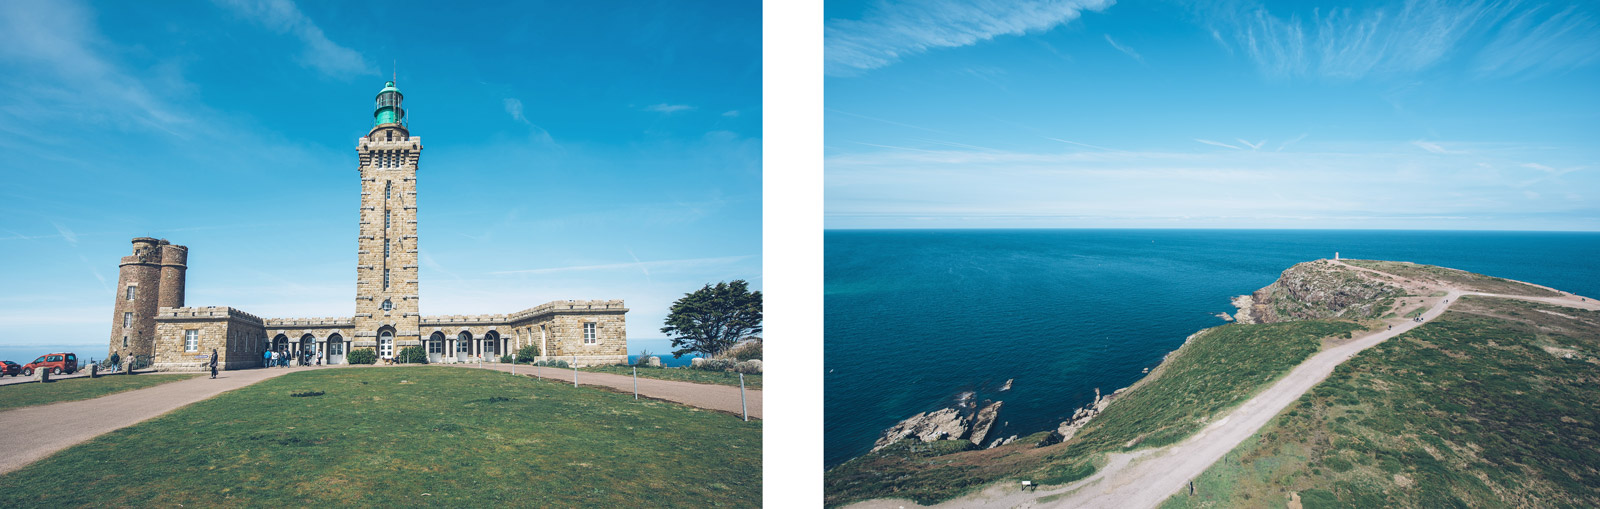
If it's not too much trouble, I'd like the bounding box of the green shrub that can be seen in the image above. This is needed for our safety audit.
[694,359,735,372]
[498,354,513,364]
[395,346,428,364]
[347,348,377,365]
[633,349,655,367]
[729,341,762,361]
[533,359,568,368]
[515,344,540,363]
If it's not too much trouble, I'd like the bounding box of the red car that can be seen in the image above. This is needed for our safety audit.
[0,361,19,377]
[21,353,77,376]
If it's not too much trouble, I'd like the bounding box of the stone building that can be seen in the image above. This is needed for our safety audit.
[111,81,628,371]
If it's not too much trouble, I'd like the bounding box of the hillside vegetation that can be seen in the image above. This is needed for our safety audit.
[1163,296,1600,508]
[1342,259,1561,297]
[824,320,1363,507]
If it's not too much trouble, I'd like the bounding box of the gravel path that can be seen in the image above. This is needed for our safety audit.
[453,363,763,419]
[847,263,1596,509]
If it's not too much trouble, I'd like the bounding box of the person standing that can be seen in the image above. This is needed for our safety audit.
[209,348,219,379]
[263,349,271,368]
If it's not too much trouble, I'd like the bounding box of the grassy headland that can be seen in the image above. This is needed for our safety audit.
[0,366,761,507]
[1342,259,1562,297]
[1161,296,1600,508]
[824,319,1364,507]
[0,373,200,412]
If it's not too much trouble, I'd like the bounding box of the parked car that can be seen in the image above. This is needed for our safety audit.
[21,353,77,376]
[0,361,20,377]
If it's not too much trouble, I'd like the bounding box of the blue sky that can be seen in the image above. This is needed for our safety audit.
[0,0,761,360]
[825,0,1600,230]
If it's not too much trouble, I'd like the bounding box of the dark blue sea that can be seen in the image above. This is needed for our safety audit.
[824,229,1600,468]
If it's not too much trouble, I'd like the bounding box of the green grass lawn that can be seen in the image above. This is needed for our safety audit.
[581,365,762,390]
[0,366,761,507]
[1162,296,1600,508]
[823,320,1363,507]
[0,373,200,412]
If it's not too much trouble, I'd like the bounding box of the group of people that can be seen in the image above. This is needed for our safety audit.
[261,348,320,368]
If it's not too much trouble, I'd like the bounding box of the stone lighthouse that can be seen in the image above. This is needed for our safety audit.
[352,80,423,360]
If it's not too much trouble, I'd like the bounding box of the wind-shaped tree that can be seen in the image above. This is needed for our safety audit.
[662,280,763,358]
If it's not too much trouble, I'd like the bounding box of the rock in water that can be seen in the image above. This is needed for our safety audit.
[969,401,1004,445]
[999,378,1013,391]
[872,408,970,452]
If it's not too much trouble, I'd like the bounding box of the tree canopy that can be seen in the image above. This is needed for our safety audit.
[662,280,762,358]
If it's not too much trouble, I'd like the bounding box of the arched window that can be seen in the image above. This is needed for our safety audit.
[382,299,393,311]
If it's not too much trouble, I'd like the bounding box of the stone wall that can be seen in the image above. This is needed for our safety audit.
[108,237,185,362]
[153,306,267,371]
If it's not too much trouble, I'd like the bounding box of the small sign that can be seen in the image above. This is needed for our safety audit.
[195,354,210,360]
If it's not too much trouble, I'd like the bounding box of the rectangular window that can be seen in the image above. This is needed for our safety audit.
[385,210,391,229]
[385,180,392,199]
[123,312,132,328]
[385,239,390,258]
[126,285,136,300]
[122,336,128,348]
[185,329,198,352]
[383,269,390,289]
[583,323,597,344]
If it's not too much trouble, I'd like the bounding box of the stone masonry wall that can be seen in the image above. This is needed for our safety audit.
[153,306,267,371]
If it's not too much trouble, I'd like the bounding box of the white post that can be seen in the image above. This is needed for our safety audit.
[740,373,748,422]
[633,366,638,400]
[511,353,516,376]
[573,355,578,387]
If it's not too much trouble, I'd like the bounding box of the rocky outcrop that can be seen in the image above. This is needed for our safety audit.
[1046,387,1120,447]
[1236,261,1402,324]
[969,401,1004,445]
[1000,378,1013,391]
[873,408,970,451]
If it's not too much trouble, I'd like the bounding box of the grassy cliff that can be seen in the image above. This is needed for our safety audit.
[823,320,1363,507]
[1162,296,1600,508]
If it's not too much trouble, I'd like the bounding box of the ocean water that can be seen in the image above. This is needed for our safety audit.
[824,229,1600,467]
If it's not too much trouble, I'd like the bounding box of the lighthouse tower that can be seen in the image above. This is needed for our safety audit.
[353,81,423,360]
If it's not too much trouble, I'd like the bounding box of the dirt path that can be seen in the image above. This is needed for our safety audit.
[0,365,329,475]
[848,263,1596,509]
[452,363,762,419]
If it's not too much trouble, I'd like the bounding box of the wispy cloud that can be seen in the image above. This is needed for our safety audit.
[1195,138,1242,149]
[1044,137,1120,151]
[826,141,1599,230]
[1276,133,1309,151]
[1412,140,1461,154]
[0,0,190,133]
[1201,1,1597,79]
[1103,34,1143,62]
[504,98,528,123]
[502,97,556,145]
[1236,139,1264,150]
[50,221,77,245]
[490,255,753,275]
[213,0,374,77]
[644,103,694,113]
[825,0,1115,75]
[1475,4,1600,77]
[722,110,740,117]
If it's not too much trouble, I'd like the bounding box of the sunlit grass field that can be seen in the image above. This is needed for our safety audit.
[0,366,761,507]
